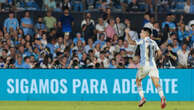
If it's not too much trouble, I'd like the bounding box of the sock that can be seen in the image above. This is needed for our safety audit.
[157,87,164,98]
[138,87,144,99]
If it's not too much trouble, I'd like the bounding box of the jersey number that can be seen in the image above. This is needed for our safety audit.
[147,45,155,61]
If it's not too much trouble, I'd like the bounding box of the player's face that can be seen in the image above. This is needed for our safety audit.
[140,30,147,38]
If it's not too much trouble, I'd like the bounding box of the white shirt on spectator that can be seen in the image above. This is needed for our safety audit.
[81,19,95,28]
[124,45,137,57]
[177,49,189,66]
[114,23,125,37]
[97,58,109,68]
[96,24,105,32]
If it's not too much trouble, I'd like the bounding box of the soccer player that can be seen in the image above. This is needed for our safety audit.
[125,27,166,109]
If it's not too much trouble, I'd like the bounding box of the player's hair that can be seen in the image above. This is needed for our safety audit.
[142,27,152,36]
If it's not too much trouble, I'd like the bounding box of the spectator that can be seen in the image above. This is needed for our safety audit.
[81,13,95,28]
[157,0,170,13]
[172,39,181,53]
[128,57,136,68]
[72,0,83,12]
[105,18,116,40]
[47,0,56,9]
[162,14,176,30]
[43,10,57,31]
[59,8,74,39]
[177,43,190,68]
[40,55,53,68]
[184,0,191,13]
[128,0,140,12]
[81,13,95,40]
[120,0,131,12]
[114,16,125,38]
[84,38,94,53]
[94,33,106,48]
[0,0,6,11]
[21,11,34,36]
[188,49,194,68]
[178,23,189,43]
[189,24,194,44]
[54,37,66,53]
[163,44,178,68]
[97,51,110,68]
[109,58,117,68]
[143,13,151,26]
[96,17,106,40]
[73,32,85,44]
[123,40,136,57]
[3,11,19,33]
[34,16,47,32]
[152,21,162,45]
[14,54,31,68]
[61,0,72,10]
[102,8,112,22]
[25,0,39,10]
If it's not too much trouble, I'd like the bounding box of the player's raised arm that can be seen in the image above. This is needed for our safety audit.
[125,28,137,45]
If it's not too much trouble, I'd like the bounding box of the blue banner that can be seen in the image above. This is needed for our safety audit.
[0,69,193,101]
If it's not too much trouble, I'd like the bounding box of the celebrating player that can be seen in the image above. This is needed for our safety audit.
[125,27,166,109]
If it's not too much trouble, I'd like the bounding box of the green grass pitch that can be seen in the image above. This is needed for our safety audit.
[0,101,193,110]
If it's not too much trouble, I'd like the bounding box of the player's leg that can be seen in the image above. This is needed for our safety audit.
[136,78,146,107]
[136,78,144,99]
[150,68,166,109]
[151,77,166,109]
[151,77,164,98]
[136,67,147,107]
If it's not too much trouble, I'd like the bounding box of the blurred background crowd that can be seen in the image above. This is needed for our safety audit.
[0,0,193,69]
[0,0,193,13]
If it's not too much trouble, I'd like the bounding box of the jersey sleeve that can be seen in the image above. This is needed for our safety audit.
[135,39,143,45]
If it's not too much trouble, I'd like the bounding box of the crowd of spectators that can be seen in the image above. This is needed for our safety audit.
[0,7,193,69]
[0,0,193,13]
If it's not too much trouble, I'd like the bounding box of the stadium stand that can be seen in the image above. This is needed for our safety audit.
[0,0,193,69]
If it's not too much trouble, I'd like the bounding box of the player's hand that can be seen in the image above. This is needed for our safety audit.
[125,28,129,33]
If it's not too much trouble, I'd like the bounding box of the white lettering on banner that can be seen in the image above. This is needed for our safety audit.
[72,79,108,94]
[30,79,38,94]
[90,79,99,94]
[146,79,154,93]
[100,79,108,94]
[73,79,80,94]
[7,79,14,94]
[21,79,28,94]
[60,79,68,94]
[81,79,89,94]
[39,79,49,94]
[51,79,59,94]
[132,79,138,94]
[122,79,130,94]
[16,79,19,94]
[7,79,68,94]
[172,79,178,94]
[164,79,170,93]
[6,78,179,95]
[113,79,121,94]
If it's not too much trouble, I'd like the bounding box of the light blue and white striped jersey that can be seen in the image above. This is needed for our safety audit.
[135,37,160,67]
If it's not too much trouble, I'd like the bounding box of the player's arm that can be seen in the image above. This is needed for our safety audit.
[155,42,162,60]
[156,50,162,59]
[125,28,137,45]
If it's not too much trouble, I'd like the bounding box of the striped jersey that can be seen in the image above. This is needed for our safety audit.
[135,37,160,67]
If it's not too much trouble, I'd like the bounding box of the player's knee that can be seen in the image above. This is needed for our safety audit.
[155,83,160,88]
[136,78,141,87]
